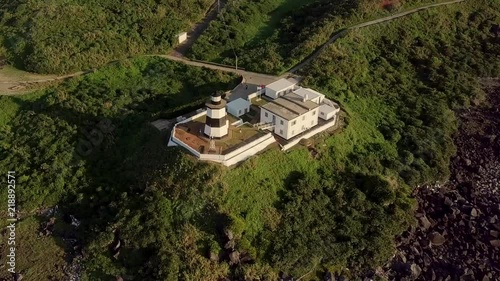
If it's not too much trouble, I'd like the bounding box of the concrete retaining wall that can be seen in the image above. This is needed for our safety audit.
[282,118,337,151]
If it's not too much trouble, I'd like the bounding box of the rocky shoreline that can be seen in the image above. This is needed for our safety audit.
[382,81,500,281]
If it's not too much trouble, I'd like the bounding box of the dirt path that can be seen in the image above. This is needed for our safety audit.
[0,0,466,95]
[288,0,466,73]
[170,0,227,57]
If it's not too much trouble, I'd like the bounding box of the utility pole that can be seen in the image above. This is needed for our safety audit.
[218,0,220,13]
[235,55,238,71]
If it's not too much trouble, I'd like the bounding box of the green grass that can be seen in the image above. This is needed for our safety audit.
[0,216,68,280]
[0,65,57,81]
[0,91,46,127]
[221,147,321,238]
[245,0,316,46]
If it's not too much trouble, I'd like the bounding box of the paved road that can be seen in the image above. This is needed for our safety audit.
[0,0,466,95]
[288,0,466,73]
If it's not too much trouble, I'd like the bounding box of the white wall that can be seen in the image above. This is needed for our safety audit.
[207,107,226,118]
[261,107,320,140]
[284,109,318,140]
[204,120,229,137]
[265,85,295,99]
[261,108,288,138]
[178,32,188,44]
[227,105,249,117]
[282,117,338,151]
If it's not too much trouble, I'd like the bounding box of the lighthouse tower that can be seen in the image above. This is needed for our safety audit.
[204,93,229,138]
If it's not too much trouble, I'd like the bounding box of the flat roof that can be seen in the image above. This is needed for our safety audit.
[261,94,319,121]
[293,88,324,101]
[282,93,319,110]
[266,78,296,92]
[319,103,339,114]
[227,98,250,109]
[262,102,298,120]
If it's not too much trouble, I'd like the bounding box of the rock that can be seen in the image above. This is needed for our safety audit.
[490,230,499,238]
[460,274,475,281]
[420,216,432,230]
[410,264,422,278]
[489,240,500,247]
[493,223,500,231]
[323,272,334,281]
[471,208,478,217]
[15,273,23,281]
[115,277,124,281]
[430,232,446,246]
[464,158,472,166]
[423,254,432,267]
[229,251,240,265]
[209,252,219,261]
[224,240,235,250]
[444,197,453,206]
[482,276,490,281]
[224,229,234,240]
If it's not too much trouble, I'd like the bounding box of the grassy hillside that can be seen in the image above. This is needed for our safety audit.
[0,0,499,280]
[188,0,462,74]
[0,0,213,74]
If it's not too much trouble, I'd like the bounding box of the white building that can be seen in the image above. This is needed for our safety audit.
[293,87,325,104]
[264,78,297,99]
[177,32,188,44]
[319,103,340,121]
[227,98,250,117]
[260,93,319,140]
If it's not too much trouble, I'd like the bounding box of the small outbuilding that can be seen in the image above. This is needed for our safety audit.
[319,103,340,121]
[227,98,251,117]
[265,78,297,99]
[177,32,188,44]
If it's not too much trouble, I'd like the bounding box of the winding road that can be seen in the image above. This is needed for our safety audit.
[288,0,466,73]
[0,0,466,95]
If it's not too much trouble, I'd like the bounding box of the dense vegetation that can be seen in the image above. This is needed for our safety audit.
[188,0,457,74]
[0,0,213,74]
[1,0,499,280]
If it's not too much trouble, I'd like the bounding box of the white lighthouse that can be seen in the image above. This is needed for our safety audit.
[204,93,229,138]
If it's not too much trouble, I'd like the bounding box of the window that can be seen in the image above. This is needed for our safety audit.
[265,112,268,117]
[292,120,296,126]
[280,120,284,125]
[320,111,325,116]
[279,129,283,135]
[312,110,316,115]
[238,110,242,115]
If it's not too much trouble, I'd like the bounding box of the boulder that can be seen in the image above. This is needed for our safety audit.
[209,252,219,261]
[419,216,432,230]
[489,240,500,247]
[410,264,422,278]
[224,240,235,250]
[224,229,234,240]
[229,251,240,265]
[430,232,446,246]
[471,208,478,217]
